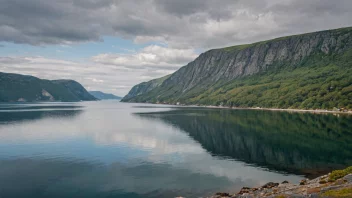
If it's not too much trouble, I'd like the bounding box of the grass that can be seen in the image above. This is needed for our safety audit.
[186,63,352,110]
[321,187,352,198]
[328,166,352,182]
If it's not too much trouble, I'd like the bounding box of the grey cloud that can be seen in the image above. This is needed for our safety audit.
[72,0,114,9]
[0,0,104,45]
[154,0,235,20]
[155,0,213,17]
[0,0,350,48]
[268,0,352,15]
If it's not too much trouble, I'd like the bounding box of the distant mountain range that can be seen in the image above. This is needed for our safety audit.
[0,72,96,102]
[122,27,352,110]
[89,91,122,100]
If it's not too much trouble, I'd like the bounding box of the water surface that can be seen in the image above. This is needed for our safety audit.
[0,101,351,198]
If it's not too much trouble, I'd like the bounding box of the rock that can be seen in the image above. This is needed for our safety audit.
[319,179,327,184]
[238,187,250,194]
[334,178,347,185]
[215,192,230,197]
[262,182,279,188]
[344,174,352,183]
[235,194,254,198]
[216,169,352,198]
[321,184,344,192]
[300,179,308,185]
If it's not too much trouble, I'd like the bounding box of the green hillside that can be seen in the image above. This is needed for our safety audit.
[0,72,96,102]
[122,27,352,110]
[185,52,352,109]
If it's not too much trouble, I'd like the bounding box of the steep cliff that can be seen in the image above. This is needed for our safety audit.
[122,75,170,101]
[122,27,352,110]
[0,72,96,102]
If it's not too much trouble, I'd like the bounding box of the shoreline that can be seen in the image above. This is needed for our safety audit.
[155,102,352,115]
[208,166,352,198]
[199,105,352,115]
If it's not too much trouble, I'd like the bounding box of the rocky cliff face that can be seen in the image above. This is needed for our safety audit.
[122,27,352,106]
[164,27,352,92]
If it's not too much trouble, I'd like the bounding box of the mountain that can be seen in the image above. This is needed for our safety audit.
[0,72,96,102]
[89,91,122,100]
[122,75,170,101]
[122,27,352,110]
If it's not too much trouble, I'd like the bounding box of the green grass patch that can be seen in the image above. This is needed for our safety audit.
[322,187,352,198]
[328,166,352,182]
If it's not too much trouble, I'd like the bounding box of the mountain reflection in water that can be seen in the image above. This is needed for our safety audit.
[0,102,350,198]
[136,108,352,178]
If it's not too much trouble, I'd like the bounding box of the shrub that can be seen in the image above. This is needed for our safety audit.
[328,166,352,182]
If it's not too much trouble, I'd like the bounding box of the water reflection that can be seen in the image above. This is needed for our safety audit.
[0,158,237,198]
[0,110,82,123]
[1,102,349,197]
[136,108,352,178]
[0,103,83,123]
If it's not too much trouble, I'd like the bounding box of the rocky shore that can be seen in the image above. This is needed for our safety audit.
[184,104,352,115]
[210,166,352,198]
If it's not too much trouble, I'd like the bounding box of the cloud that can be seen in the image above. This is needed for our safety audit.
[91,45,198,69]
[0,0,351,96]
[0,56,129,95]
[0,45,191,96]
[0,0,351,48]
[154,0,235,19]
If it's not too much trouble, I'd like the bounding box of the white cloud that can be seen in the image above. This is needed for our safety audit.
[0,45,196,96]
[91,45,198,69]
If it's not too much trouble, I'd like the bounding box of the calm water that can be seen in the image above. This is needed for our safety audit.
[0,101,351,198]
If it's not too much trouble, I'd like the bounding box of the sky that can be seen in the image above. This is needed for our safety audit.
[0,0,351,96]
